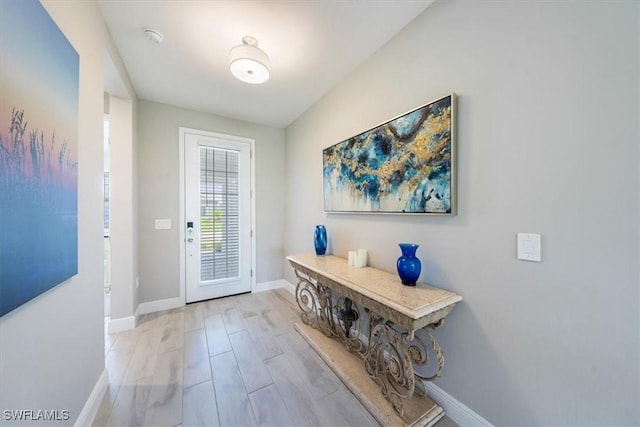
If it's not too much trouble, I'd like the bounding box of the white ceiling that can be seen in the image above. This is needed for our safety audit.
[98,0,433,128]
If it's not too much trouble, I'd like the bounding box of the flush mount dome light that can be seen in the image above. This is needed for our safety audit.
[229,36,270,84]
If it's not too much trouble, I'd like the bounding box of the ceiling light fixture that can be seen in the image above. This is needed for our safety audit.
[229,36,270,84]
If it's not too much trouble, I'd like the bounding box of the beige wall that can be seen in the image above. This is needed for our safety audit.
[284,0,639,424]
[137,100,285,303]
[0,1,131,424]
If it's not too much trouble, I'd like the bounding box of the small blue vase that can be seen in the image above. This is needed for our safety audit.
[314,225,327,256]
[397,243,421,286]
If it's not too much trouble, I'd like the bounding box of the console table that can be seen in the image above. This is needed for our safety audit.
[287,253,462,427]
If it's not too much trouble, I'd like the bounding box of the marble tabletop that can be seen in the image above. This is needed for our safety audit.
[287,253,462,323]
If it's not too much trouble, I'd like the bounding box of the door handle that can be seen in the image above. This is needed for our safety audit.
[186,221,194,242]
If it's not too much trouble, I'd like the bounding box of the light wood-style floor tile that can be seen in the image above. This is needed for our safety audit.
[200,299,222,318]
[183,329,211,388]
[275,332,339,399]
[229,330,273,393]
[232,292,264,319]
[108,328,139,351]
[243,312,284,361]
[255,304,293,337]
[210,351,257,427]
[261,289,300,321]
[219,302,246,334]
[143,348,183,427]
[158,311,185,354]
[97,289,457,427]
[93,345,136,424]
[265,353,327,427]
[317,389,379,427]
[105,376,153,427]
[184,304,204,332]
[204,314,232,356]
[249,384,296,427]
[137,310,169,332]
[182,381,219,427]
[121,327,163,386]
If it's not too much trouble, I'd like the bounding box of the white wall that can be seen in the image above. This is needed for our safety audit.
[108,95,136,320]
[284,0,639,424]
[104,41,140,322]
[0,1,118,425]
[137,100,285,303]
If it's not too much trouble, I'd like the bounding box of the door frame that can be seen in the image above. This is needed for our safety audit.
[178,127,256,304]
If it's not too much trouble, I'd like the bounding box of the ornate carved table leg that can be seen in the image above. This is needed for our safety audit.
[338,298,359,338]
[293,270,336,336]
[412,320,445,387]
[362,311,447,418]
[294,269,320,328]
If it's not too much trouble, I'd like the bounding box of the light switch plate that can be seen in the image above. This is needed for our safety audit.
[155,219,171,230]
[517,233,541,262]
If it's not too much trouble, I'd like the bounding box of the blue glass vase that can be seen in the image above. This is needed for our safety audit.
[314,225,327,256]
[397,243,421,286]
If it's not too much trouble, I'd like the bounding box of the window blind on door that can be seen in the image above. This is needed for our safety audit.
[199,146,240,281]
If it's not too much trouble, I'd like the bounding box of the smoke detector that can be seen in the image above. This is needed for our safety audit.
[143,28,164,44]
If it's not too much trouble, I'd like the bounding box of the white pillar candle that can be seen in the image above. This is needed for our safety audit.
[348,251,357,267]
[356,249,367,268]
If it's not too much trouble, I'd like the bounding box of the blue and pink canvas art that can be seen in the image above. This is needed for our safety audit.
[0,0,79,316]
[323,94,456,214]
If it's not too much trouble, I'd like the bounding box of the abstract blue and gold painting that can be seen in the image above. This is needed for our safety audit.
[0,0,79,316]
[323,94,456,214]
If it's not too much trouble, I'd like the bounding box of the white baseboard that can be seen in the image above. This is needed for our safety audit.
[74,368,109,427]
[426,382,493,426]
[281,280,296,295]
[107,315,136,333]
[254,279,292,293]
[137,296,184,315]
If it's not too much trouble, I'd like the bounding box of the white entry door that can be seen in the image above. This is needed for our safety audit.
[183,129,252,303]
